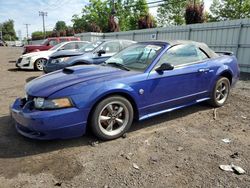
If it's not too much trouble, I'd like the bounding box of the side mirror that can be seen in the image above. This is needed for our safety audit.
[155,63,174,73]
[97,50,106,56]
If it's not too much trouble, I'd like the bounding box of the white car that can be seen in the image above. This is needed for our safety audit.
[16,41,89,71]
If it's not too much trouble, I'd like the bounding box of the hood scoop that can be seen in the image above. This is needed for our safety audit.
[63,67,74,74]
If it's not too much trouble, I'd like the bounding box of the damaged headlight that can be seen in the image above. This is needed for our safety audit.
[51,57,69,64]
[34,97,73,110]
[25,57,31,62]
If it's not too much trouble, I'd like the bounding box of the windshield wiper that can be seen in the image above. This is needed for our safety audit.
[105,62,130,71]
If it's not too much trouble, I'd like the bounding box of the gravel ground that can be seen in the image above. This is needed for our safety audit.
[0,47,249,188]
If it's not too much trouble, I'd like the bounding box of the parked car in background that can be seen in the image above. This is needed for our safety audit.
[43,39,136,73]
[11,40,239,140]
[23,36,80,54]
[16,41,89,71]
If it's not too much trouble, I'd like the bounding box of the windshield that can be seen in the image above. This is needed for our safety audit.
[79,41,103,52]
[105,44,163,72]
[48,43,64,51]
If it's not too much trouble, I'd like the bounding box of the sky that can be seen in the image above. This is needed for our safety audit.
[0,0,213,40]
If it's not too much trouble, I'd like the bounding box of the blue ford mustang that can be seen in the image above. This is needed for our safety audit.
[11,40,239,140]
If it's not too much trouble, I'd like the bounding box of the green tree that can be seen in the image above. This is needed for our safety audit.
[54,21,67,31]
[127,0,156,30]
[66,26,75,36]
[31,31,44,40]
[157,0,187,26]
[72,0,156,32]
[72,0,110,32]
[0,20,17,41]
[209,0,250,21]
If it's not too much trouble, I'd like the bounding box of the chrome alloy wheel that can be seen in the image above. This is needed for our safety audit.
[215,81,229,105]
[35,59,46,71]
[98,101,129,136]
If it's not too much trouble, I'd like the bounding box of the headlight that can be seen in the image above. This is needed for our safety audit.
[34,97,73,110]
[51,57,69,64]
[25,57,31,62]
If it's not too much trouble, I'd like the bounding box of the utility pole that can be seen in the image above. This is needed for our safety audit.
[39,11,48,38]
[111,0,116,15]
[239,0,242,19]
[24,24,30,39]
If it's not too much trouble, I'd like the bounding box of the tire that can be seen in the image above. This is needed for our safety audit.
[34,58,47,71]
[90,96,134,140]
[208,77,230,107]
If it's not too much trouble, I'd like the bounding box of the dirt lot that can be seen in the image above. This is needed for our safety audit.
[0,47,249,188]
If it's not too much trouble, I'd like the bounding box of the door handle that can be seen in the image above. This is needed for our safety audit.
[198,68,210,73]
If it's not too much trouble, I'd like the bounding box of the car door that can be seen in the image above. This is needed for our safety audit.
[92,41,121,64]
[144,44,213,114]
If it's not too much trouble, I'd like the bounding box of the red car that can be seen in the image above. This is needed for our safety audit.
[23,37,80,54]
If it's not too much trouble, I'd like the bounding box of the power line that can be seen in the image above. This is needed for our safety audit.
[124,0,187,8]
[39,11,48,39]
[125,0,165,8]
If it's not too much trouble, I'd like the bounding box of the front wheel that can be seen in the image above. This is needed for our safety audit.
[90,96,134,140]
[34,58,47,71]
[209,77,230,107]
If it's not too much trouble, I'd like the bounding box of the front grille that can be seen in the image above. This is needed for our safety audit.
[20,95,35,109]
[17,58,22,64]
[27,95,35,101]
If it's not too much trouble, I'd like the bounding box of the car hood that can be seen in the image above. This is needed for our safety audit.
[21,50,55,58]
[26,65,139,97]
[50,50,84,58]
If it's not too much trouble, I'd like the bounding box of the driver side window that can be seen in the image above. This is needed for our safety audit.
[156,44,208,67]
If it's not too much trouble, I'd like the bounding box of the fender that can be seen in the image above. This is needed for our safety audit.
[50,79,140,112]
[91,83,139,110]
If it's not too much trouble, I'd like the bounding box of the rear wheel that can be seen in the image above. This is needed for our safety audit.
[34,58,46,71]
[209,77,230,107]
[90,96,134,140]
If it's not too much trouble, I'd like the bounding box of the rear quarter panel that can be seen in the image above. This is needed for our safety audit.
[207,55,239,91]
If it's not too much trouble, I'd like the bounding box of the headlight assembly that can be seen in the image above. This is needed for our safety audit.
[34,97,73,110]
[51,57,69,64]
[26,57,31,62]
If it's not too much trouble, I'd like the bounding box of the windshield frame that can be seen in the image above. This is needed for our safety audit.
[48,42,65,51]
[104,43,165,73]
